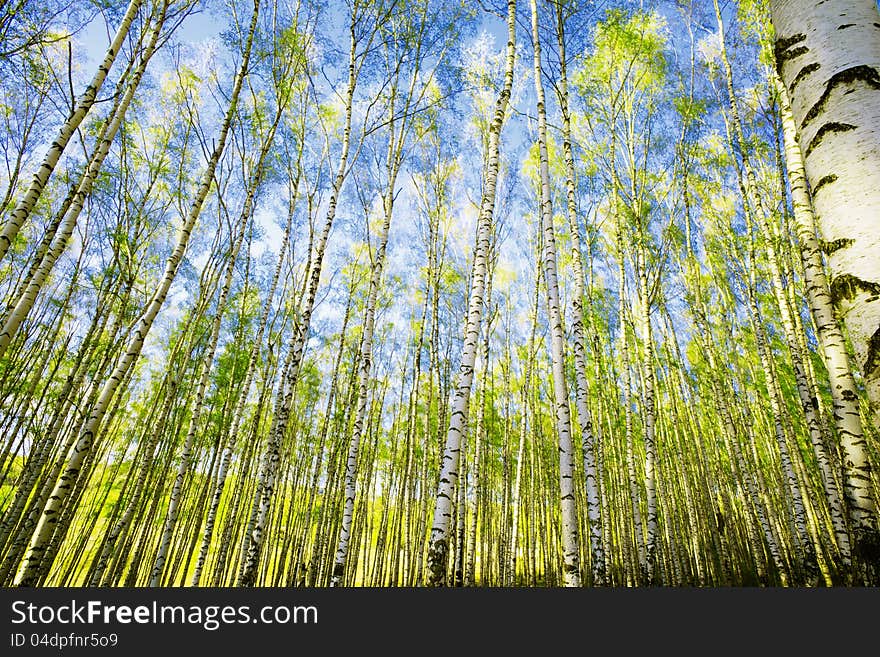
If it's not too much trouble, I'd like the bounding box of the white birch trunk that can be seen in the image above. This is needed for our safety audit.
[236,12,367,585]
[424,0,516,586]
[0,1,167,359]
[330,160,398,587]
[190,161,300,586]
[771,0,880,571]
[773,72,873,566]
[714,0,850,572]
[148,125,277,587]
[554,2,604,586]
[530,0,580,587]
[637,257,658,584]
[465,258,494,586]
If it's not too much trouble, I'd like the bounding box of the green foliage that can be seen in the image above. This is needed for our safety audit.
[576,8,670,110]
[674,95,707,127]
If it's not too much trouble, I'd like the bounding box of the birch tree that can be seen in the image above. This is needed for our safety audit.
[770,0,880,576]
[529,0,580,588]
[236,0,392,586]
[424,0,515,587]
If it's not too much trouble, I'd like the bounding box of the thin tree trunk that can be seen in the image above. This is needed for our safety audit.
[331,112,401,586]
[529,0,579,587]
[149,115,279,587]
[553,0,604,586]
[0,1,169,359]
[236,4,375,584]
[424,0,515,587]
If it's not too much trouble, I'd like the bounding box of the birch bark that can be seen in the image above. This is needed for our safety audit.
[771,0,880,573]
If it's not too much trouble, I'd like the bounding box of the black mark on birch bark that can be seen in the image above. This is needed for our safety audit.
[801,65,880,130]
[790,62,820,95]
[820,237,854,255]
[830,273,880,306]
[775,33,806,66]
[805,122,856,157]
[864,326,880,377]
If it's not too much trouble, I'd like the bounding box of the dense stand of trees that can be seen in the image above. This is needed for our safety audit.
[1,0,878,587]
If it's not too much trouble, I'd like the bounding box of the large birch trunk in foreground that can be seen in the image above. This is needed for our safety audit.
[714,0,847,574]
[771,0,880,570]
[424,0,516,587]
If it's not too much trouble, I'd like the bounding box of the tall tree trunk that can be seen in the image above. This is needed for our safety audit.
[773,69,880,580]
[553,0,604,587]
[331,113,401,587]
[424,0,515,587]
[769,0,880,418]
[714,0,849,572]
[465,253,494,586]
[636,251,658,584]
[149,115,279,587]
[190,145,302,586]
[0,1,169,359]
[236,3,376,584]
[529,0,580,587]
[618,235,645,582]
[770,0,880,573]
